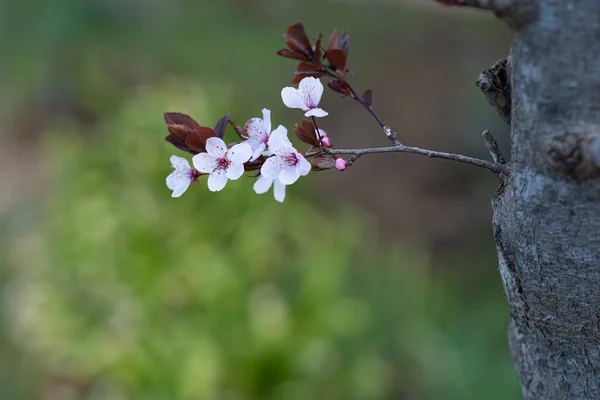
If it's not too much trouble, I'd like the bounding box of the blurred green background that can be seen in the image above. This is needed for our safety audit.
[0,0,519,399]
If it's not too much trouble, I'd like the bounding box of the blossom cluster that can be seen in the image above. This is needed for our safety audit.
[165,77,345,202]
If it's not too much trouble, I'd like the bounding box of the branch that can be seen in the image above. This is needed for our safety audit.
[482,130,507,164]
[326,143,505,174]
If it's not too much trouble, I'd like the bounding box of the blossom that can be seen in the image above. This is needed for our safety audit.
[335,158,347,171]
[261,127,311,185]
[166,155,199,198]
[281,77,328,118]
[243,108,276,161]
[192,137,252,192]
[317,129,333,148]
[253,175,286,203]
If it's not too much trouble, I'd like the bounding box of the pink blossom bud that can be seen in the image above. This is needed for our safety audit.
[335,158,347,171]
[322,136,333,148]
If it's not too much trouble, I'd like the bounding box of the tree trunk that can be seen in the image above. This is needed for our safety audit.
[473,1,600,398]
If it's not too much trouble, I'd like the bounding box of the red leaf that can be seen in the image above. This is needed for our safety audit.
[277,49,310,62]
[164,112,200,130]
[284,22,314,60]
[340,31,350,57]
[294,119,320,147]
[310,154,337,171]
[185,127,217,154]
[314,33,323,62]
[328,28,340,50]
[213,113,230,139]
[363,89,372,107]
[328,80,352,96]
[324,49,346,71]
[165,134,192,153]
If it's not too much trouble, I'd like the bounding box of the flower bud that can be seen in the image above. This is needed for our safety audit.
[335,158,347,171]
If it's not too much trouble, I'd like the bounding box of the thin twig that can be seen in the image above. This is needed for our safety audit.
[481,130,506,164]
[326,144,505,174]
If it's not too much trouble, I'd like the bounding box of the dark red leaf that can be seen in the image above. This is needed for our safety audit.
[310,154,337,171]
[294,119,320,147]
[314,33,323,62]
[167,123,193,138]
[165,134,193,153]
[284,22,314,60]
[363,89,373,107]
[164,112,200,130]
[340,31,350,57]
[328,29,340,50]
[213,113,230,139]
[184,127,217,154]
[328,80,352,96]
[277,49,310,62]
[324,49,346,71]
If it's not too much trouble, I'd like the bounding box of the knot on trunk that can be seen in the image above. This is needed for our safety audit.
[543,130,600,180]
[476,56,512,125]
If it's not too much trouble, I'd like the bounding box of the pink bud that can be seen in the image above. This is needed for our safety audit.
[322,137,333,148]
[335,158,347,171]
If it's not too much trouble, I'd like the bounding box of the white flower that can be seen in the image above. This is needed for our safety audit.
[260,127,311,185]
[243,108,276,161]
[166,155,197,198]
[192,137,252,192]
[253,175,286,203]
[281,77,328,118]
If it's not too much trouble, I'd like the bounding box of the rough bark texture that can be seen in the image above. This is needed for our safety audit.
[490,1,600,398]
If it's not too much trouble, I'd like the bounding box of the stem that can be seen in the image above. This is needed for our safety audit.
[327,145,505,174]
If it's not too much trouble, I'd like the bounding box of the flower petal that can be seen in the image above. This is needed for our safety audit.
[192,153,216,173]
[261,108,271,134]
[253,175,273,194]
[227,142,252,164]
[205,137,227,158]
[281,87,307,110]
[299,77,324,108]
[207,170,228,192]
[305,108,328,118]
[279,165,300,185]
[267,126,292,151]
[170,155,191,171]
[244,117,265,141]
[296,155,312,176]
[250,143,266,162]
[171,179,191,198]
[273,179,286,203]
[226,161,245,180]
[261,156,283,179]
[166,170,185,190]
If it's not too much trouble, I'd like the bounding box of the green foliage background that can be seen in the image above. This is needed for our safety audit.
[1,1,519,399]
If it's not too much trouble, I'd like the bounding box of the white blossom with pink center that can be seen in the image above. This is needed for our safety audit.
[192,137,252,192]
[166,155,198,198]
[253,175,286,203]
[260,127,311,185]
[243,108,279,161]
[281,77,328,118]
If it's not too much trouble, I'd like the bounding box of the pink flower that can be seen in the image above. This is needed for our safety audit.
[335,158,347,171]
[243,108,276,161]
[281,77,328,118]
[166,156,199,198]
[260,127,311,185]
[192,137,252,192]
[317,129,333,148]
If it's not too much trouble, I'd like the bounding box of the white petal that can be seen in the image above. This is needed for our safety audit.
[207,170,228,192]
[279,165,300,185]
[305,108,328,118]
[262,108,271,134]
[244,117,265,141]
[171,179,191,198]
[261,156,283,179]
[273,179,286,203]
[253,175,273,194]
[205,137,227,158]
[226,161,245,180]
[166,170,187,190]
[227,142,252,164]
[299,77,324,108]
[250,143,266,162]
[267,126,292,151]
[296,154,312,176]
[192,153,216,173]
[170,155,191,171]
[281,87,307,110]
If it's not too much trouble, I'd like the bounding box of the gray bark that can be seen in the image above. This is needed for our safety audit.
[482,1,600,398]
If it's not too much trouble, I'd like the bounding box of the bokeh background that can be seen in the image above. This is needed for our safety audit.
[0,0,519,399]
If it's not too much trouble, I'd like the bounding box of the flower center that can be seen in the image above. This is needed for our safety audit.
[216,157,231,170]
[283,152,299,167]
